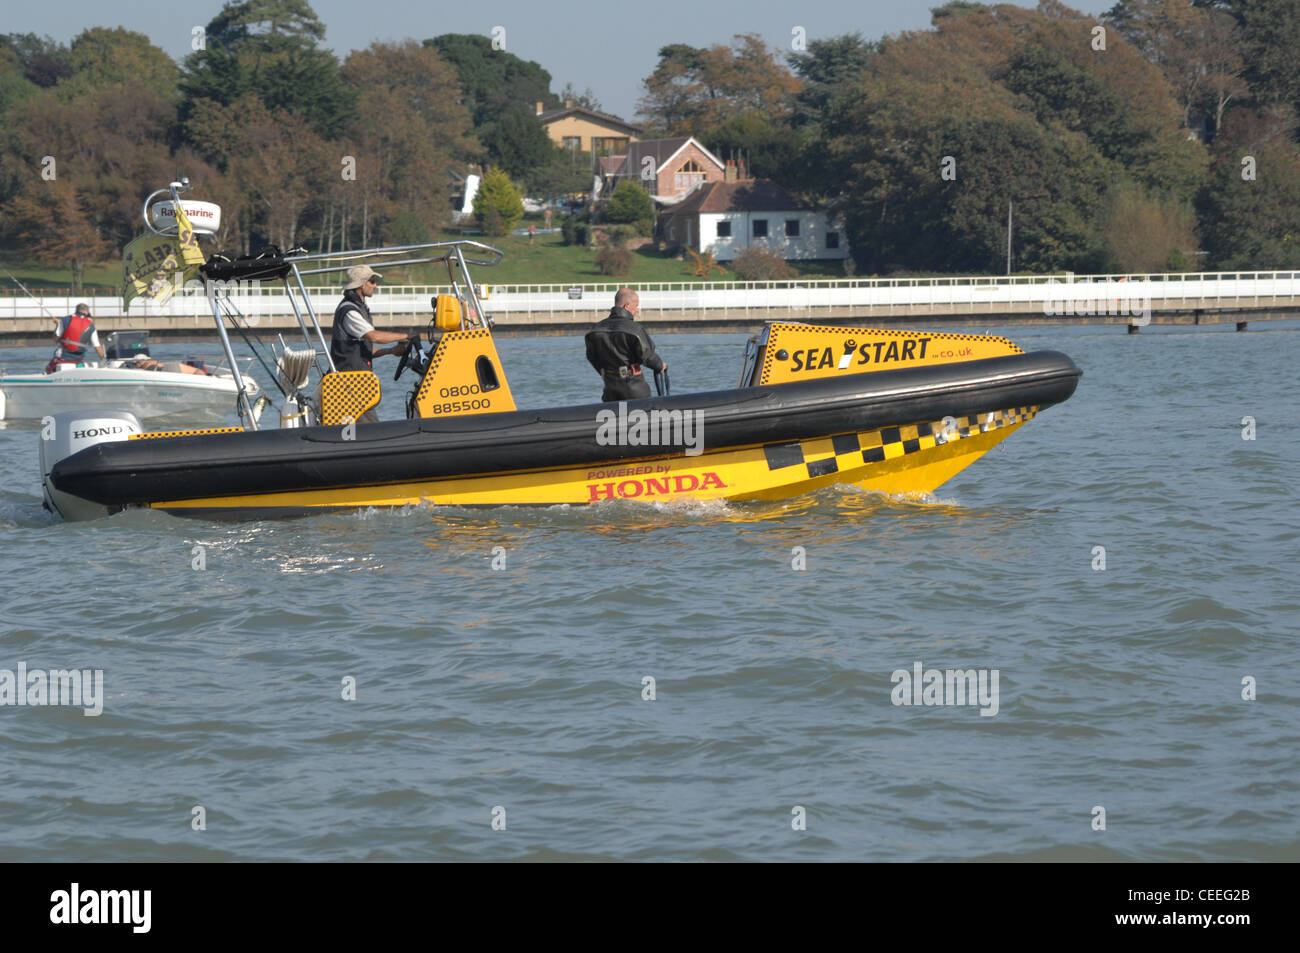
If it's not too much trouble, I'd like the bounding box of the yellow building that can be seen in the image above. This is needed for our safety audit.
[535,102,643,155]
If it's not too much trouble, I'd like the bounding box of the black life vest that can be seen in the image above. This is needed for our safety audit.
[331,291,374,371]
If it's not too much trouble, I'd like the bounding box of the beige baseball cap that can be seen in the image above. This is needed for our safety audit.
[344,264,383,290]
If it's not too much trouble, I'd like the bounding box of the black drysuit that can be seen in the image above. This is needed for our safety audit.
[584,307,665,401]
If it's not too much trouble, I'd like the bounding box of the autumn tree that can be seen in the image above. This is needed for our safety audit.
[5,181,111,289]
[1104,182,1200,271]
[337,41,478,246]
[184,93,325,250]
[637,34,802,136]
[1106,0,1248,138]
[3,77,176,250]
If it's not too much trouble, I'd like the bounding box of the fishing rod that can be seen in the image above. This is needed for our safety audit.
[1,264,60,323]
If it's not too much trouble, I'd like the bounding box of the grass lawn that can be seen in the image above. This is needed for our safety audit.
[0,258,122,293]
[1,234,852,293]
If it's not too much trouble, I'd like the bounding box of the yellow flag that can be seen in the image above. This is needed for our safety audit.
[121,203,206,311]
[174,201,205,269]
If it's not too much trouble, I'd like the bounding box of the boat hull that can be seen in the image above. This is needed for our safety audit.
[1,366,250,426]
[48,351,1080,519]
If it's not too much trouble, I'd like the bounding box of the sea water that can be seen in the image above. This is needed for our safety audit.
[0,321,1296,860]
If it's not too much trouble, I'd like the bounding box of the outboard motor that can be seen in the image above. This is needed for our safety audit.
[40,410,142,520]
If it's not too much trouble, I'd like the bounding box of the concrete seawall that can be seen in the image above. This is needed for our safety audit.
[3,304,1298,346]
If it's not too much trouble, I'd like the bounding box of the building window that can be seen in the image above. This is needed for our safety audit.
[753,219,768,238]
[674,159,705,192]
[562,136,581,153]
[592,137,627,156]
[826,231,840,249]
[716,220,732,238]
[785,219,800,237]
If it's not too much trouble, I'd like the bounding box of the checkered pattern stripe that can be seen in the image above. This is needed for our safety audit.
[320,370,381,426]
[761,406,1039,479]
[130,428,244,440]
[415,328,491,405]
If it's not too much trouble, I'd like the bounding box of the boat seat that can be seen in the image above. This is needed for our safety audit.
[319,370,381,426]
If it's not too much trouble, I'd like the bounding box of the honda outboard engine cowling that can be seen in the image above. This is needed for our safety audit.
[40,410,142,520]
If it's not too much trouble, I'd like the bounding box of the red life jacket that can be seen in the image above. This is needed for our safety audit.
[59,314,94,354]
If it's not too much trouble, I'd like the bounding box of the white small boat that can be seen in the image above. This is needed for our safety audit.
[1,355,258,426]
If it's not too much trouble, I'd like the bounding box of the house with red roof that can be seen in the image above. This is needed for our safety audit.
[658,166,849,261]
[597,137,727,203]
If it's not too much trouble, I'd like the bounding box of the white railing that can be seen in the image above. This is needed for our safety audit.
[4,271,1300,322]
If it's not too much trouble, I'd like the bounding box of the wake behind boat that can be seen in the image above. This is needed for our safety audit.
[39,180,1081,520]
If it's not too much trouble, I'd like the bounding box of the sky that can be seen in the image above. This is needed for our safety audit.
[7,0,1115,120]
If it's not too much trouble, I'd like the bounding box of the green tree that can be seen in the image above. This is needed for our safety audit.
[817,1,1213,273]
[474,167,523,235]
[0,46,38,120]
[788,32,876,126]
[180,0,354,139]
[206,0,327,44]
[1212,0,1300,122]
[426,33,560,180]
[528,146,593,198]
[0,33,72,87]
[1198,108,1300,267]
[704,114,803,183]
[559,83,601,111]
[65,28,178,101]
[604,179,654,232]
[482,109,554,183]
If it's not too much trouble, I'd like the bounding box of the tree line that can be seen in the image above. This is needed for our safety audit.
[2,0,1299,289]
[636,0,1300,274]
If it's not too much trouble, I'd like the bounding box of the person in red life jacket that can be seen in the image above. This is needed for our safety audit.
[329,265,415,423]
[47,303,105,373]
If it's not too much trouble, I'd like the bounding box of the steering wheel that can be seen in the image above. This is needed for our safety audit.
[394,337,419,381]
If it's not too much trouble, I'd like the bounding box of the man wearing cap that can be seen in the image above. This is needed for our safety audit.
[47,303,105,372]
[331,265,414,423]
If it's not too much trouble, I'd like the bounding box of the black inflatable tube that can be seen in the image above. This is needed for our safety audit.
[51,351,1081,507]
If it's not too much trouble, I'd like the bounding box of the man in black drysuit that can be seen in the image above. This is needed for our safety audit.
[585,288,667,402]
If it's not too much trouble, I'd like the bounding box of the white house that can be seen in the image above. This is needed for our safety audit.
[658,175,848,262]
